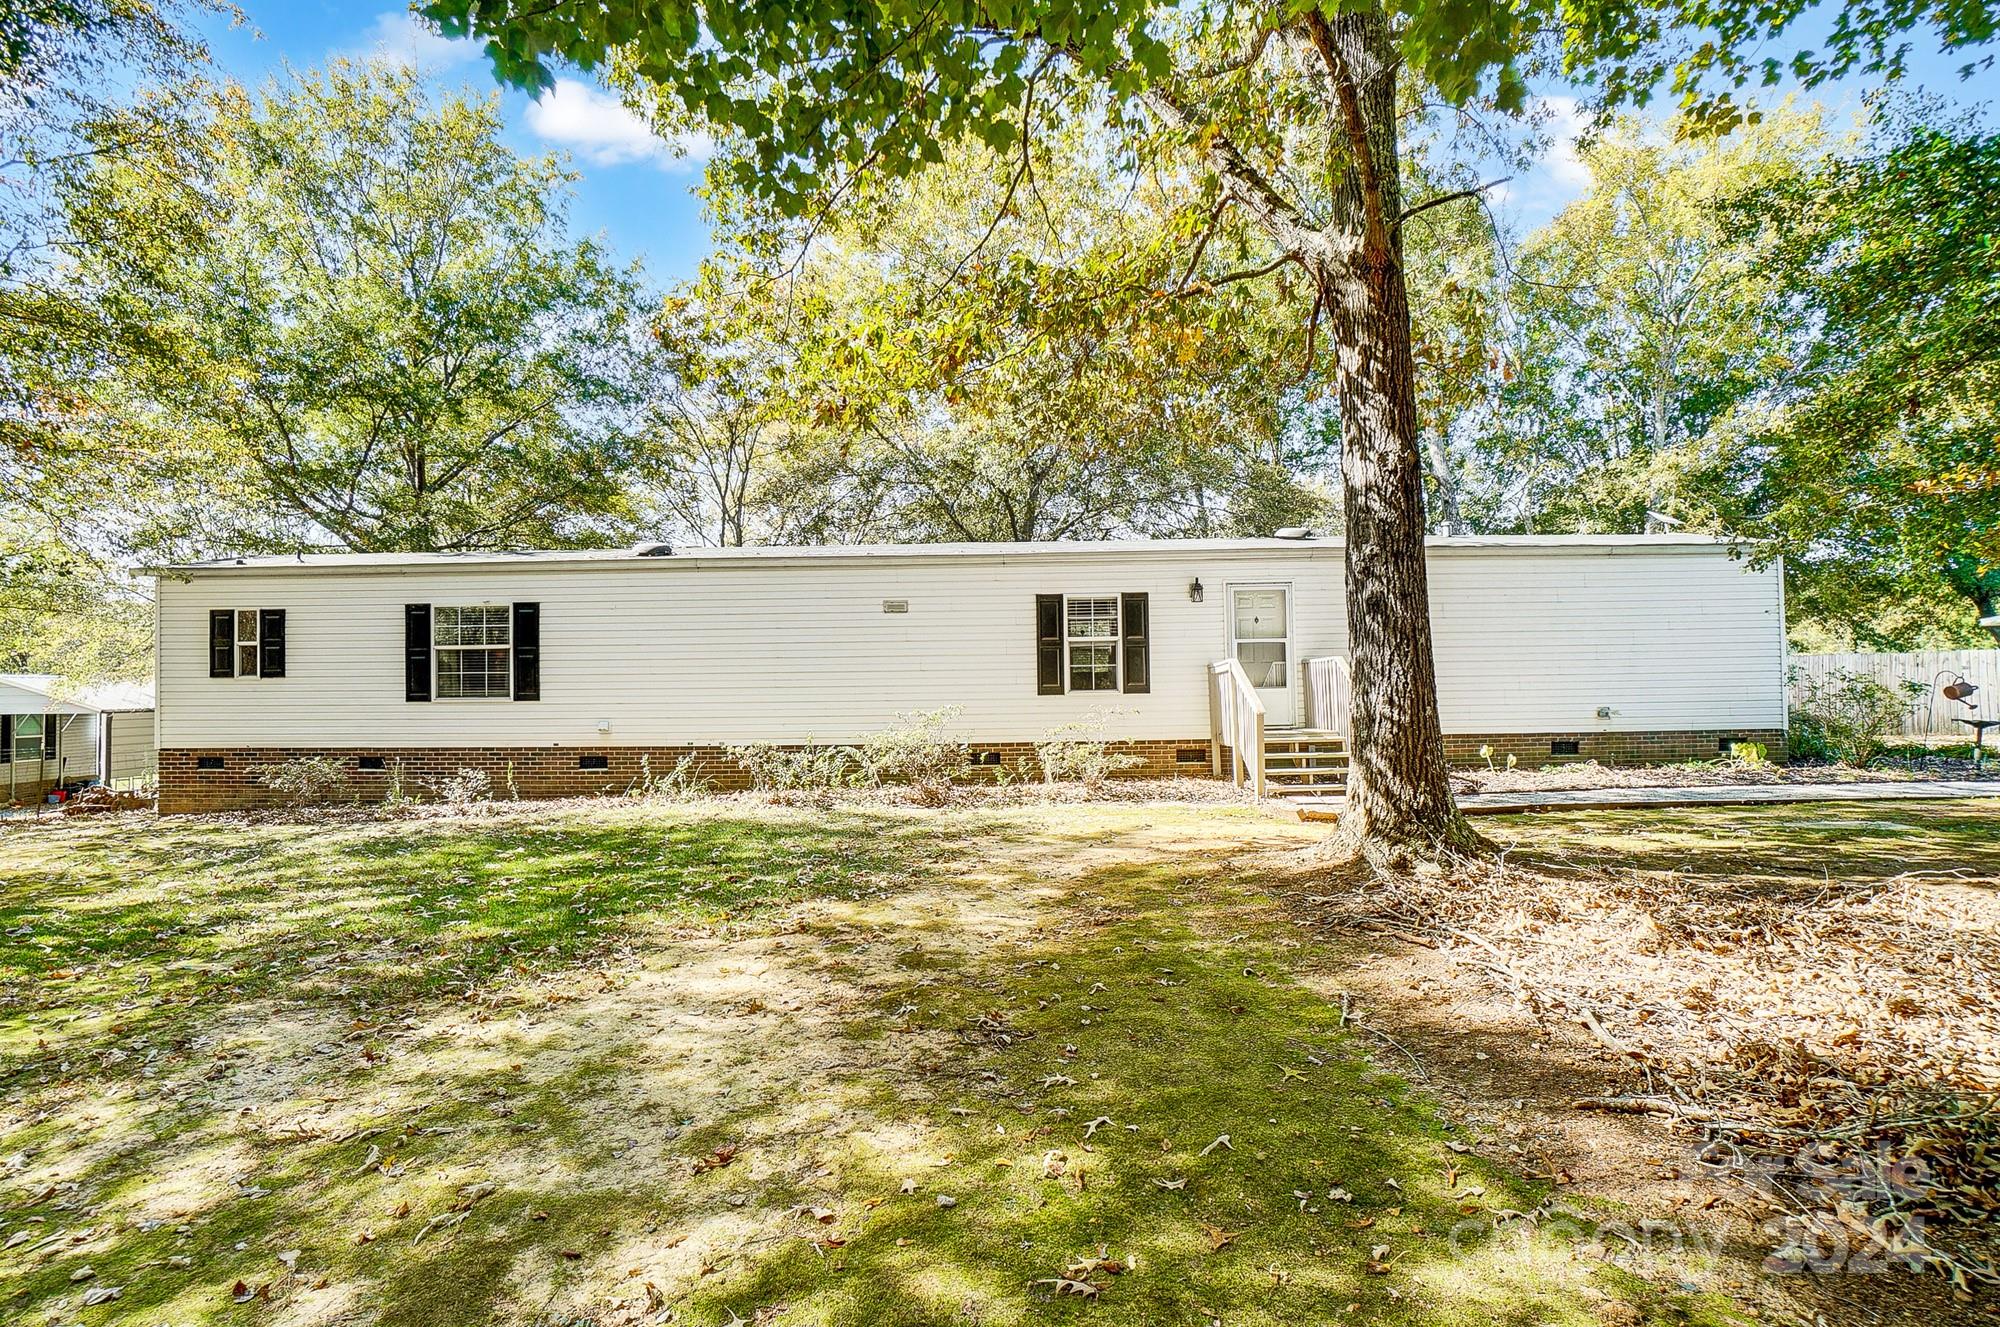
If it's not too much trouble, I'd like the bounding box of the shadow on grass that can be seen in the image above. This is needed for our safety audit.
[1489,799,2000,886]
[0,805,939,1078]
[0,801,1723,1326]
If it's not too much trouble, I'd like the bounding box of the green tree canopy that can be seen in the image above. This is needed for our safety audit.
[63,60,652,555]
[423,0,1999,856]
[1,0,219,684]
[650,123,1339,547]
[1741,114,2000,646]
[1460,107,1822,535]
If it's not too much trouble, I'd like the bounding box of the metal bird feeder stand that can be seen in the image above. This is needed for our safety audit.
[1939,673,1995,771]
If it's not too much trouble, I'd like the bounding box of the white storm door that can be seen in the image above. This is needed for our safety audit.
[1230,585,1294,726]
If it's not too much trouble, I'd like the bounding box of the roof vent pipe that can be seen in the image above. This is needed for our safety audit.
[630,541,674,557]
[1272,526,1314,540]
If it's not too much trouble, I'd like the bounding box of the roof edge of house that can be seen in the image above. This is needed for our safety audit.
[144,534,1746,577]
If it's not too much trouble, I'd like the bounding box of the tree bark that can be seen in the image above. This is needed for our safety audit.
[1313,8,1484,860]
[1424,430,1466,535]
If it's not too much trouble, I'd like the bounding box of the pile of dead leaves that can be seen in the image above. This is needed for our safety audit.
[1449,757,1956,796]
[1298,852,2000,1292]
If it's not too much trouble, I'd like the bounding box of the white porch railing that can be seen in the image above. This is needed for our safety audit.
[1208,658,1267,797]
[1301,655,1352,738]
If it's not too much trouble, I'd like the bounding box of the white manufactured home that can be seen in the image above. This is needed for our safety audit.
[148,535,1788,811]
[1,674,157,805]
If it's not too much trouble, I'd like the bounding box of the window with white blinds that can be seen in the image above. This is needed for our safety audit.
[1065,596,1120,692]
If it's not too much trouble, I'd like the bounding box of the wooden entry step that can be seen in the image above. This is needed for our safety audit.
[1261,730,1349,798]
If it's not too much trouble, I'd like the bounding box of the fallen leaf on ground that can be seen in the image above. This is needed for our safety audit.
[1064,1253,1127,1279]
[693,1144,739,1173]
[1199,1223,1243,1252]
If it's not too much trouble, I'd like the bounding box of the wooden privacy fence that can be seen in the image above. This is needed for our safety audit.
[1789,650,2000,735]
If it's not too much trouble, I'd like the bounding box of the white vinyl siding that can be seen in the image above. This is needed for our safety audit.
[153,543,1786,749]
[105,711,157,782]
[0,713,98,780]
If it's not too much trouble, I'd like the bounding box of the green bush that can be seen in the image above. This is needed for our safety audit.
[1787,666,1924,765]
[627,752,711,800]
[724,741,861,796]
[1036,713,1144,790]
[249,755,352,807]
[857,706,970,804]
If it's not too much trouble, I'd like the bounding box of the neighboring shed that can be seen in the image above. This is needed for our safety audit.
[0,674,157,804]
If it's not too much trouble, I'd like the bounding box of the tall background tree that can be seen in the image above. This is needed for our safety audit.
[63,60,652,555]
[424,0,1998,860]
[1740,114,2000,648]
[1435,107,1821,536]
[648,126,1339,548]
[1,0,222,678]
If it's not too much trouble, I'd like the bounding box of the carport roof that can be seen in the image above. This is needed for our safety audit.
[0,674,154,715]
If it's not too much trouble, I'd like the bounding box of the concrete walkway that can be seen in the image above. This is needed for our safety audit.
[1291,778,2000,821]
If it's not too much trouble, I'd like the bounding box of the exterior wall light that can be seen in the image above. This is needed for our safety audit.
[1189,578,1204,603]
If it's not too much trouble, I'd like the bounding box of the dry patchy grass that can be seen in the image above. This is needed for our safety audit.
[0,799,1741,1327]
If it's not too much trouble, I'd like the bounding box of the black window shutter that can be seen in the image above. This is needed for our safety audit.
[209,610,234,678]
[1120,592,1151,694]
[405,604,432,702]
[44,715,58,759]
[1035,594,1065,695]
[0,714,10,763]
[258,608,286,678]
[512,602,540,701]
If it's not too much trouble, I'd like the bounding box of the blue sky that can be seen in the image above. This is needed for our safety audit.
[195,5,1995,287]
[193,5,718,282]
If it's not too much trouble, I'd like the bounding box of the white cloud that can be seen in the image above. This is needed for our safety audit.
[356,11,481,71]
[1535,94,1593,190]
[524,78,712,171]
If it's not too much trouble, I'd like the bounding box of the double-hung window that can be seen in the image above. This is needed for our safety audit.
[1035,592,1150,696]
[1065,596,1121,692]
[232,610,258,677]
[433,605,512,699]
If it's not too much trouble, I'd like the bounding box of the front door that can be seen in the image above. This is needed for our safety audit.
[1231,585,1294,726]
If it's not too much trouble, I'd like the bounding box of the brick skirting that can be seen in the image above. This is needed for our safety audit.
[157,740,1221,813]
[3,771,63,807]
[1442,729,1787,766]
[158,728,1788,813]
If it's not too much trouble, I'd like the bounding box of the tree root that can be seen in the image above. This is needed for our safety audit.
[1315,809,1494,872]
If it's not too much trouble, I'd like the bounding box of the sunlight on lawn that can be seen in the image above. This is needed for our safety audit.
[0,801,1760,1325]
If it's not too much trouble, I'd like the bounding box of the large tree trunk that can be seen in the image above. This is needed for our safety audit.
[1317,9,1484,860]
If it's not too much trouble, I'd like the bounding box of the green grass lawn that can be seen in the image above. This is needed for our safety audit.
[10,796,1973,1326]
